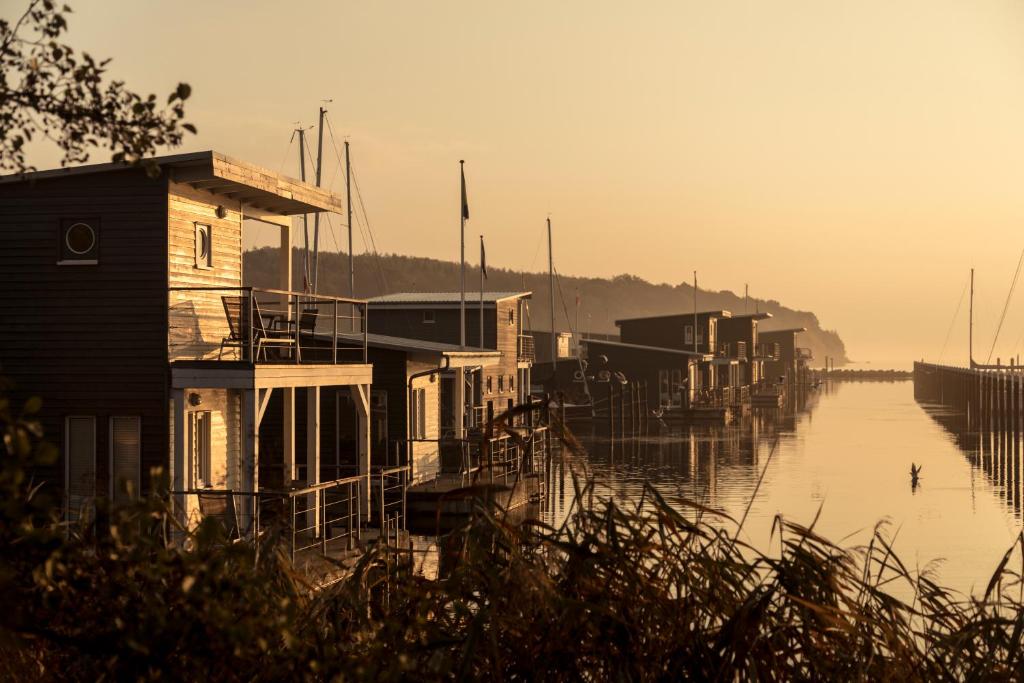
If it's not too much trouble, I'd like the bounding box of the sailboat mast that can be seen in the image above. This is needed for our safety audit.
[969,267,974,368]
[312,106,326,293]
[345,140,353,299]
[548,217,556,365]
[693,271,698,354]
[296,126,309,292]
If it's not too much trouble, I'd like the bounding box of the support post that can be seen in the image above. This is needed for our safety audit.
[350,384,372,521]
[283,388,296,483]
[306,387,321,536]
[172,388,186,523]
[240,388,259,535]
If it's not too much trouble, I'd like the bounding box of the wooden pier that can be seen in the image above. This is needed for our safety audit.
[913,361,1024,429]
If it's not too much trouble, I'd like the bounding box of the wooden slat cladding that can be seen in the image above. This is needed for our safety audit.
[167,181,243,362]
[0,170,169,496]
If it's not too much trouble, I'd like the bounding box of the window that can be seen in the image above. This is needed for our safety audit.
[65,416,96,522]
[684,325,694,345]
[422,310,435,324]
[486,376,493,394]
[58,219,100,265]
[508,309,515,326]
[109,416,141,503]
[194,223,212,269]
[509,375,514,392]
[671,369,684,406]
[498,375,505,392]
[189,411,212,488]
[411,388,427,440]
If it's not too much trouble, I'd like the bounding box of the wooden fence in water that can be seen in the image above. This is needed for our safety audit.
[913,361,1024,428]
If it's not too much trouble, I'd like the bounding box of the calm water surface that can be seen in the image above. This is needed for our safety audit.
[545,380,1024,595]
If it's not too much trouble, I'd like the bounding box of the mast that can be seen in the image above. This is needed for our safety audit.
[548,217,556,364]
[744,283,749,313]
[312,106,326,293]
[479,235,485,348]
[296,126,310,292]
[693,271,698,354]
[970,267,975,368]
[345,140,354,299]
[460,161,466,348]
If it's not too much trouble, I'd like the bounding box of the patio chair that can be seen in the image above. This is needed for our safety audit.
[219,296,296,361]
[196,490,241,540]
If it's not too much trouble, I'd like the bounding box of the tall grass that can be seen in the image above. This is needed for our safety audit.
[4,387,1024,680]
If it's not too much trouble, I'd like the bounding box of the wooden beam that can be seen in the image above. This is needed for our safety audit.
[283,387,295,482]
[256,387,272,426]
[172,389,186,524]
[350,383,372,520]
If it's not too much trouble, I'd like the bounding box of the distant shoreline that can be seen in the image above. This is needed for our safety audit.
[826,369,912,381]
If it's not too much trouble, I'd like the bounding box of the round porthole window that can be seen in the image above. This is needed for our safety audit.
[65,222,96,255]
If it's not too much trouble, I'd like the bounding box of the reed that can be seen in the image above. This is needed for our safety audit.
[4,388,1024,680]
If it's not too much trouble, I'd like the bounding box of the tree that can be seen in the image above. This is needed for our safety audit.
[0,0,195,175]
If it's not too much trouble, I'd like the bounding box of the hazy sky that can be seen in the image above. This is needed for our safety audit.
[18,0,1024,365]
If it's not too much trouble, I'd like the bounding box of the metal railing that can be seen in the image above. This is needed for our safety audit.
[168,286,368,364]
[717,341,748,360]
[518,334,536,363]
[172,474,365,562]
[754,342,781,361]
[796,347,814,361]
[373,465,409,547]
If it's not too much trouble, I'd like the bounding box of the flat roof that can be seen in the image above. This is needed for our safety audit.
[759,327,808,334]
[615,310,732,325]
[368,291,531,305]
[583,338,709,359]
[726,312,773,320]
[333,332,500,366]
[1,150,342,215]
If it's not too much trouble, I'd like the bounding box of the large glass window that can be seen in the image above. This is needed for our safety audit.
[65,416,96,522]
[189,411,212,487]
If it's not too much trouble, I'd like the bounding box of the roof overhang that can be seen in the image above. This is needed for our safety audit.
[2,150,342,215]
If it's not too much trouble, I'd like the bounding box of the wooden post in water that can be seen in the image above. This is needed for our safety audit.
[607,383,615,436]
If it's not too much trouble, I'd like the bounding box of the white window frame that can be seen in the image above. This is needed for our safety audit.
[422,310,436,324]
[64,415,97,521]
[108,416,141,501]
[684,325,694,345]
[189,410,213,488]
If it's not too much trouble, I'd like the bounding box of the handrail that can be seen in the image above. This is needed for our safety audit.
[169,285,366,306]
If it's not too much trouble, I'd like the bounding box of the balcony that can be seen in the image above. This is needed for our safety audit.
[717,341,748,360]
[796,347,814,361]
[169,286,367,365]
[518,334,536,363]
[754,342,781,361]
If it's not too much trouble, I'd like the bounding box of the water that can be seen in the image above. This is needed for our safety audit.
[544,380,1024,595]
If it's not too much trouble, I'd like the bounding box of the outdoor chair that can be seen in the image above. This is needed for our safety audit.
[219,295,296,361]
[196,490,241,540]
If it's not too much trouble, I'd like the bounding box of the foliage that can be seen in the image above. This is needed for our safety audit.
[0,0,195,175]
[5,384,1024,680]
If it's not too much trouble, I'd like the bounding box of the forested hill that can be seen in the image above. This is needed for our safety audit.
[244,248,849,365]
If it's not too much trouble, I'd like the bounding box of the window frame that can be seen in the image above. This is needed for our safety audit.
[422,310,436,324]
[57,218,100,266]
[194,222,213,270]
[64,415,97,521]
[189,410,213,488]
[109,416,142,501]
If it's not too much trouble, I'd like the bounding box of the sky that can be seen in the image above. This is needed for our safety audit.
[16,0,1024,365]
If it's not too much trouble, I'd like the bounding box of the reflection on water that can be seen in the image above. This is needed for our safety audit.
[918,399,1024,520]
[544,381,1023,595]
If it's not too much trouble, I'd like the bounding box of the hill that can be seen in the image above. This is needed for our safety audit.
[243,248,849,365]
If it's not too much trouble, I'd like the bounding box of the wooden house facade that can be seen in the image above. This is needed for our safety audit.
[365,292,534,435]
[760,327,810,384]
[0,151,376,532]
[583,339,706,411]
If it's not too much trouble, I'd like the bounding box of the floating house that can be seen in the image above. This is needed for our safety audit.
[760,327,812,384]
[365,292,534,432]
[0,152,391,555]
[582,339,708,411]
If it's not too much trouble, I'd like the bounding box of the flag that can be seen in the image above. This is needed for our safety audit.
[480,235,488,279]
[460,161,470,220]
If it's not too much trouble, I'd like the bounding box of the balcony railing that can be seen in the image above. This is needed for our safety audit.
[796,347,814,361]
[172,467,409,562]
[754,342,781,361]
[717,341,748,360]
[168,286,367,364]
[518,334,536,363]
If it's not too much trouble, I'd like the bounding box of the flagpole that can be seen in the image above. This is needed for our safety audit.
[479,235,485,348]
[460,160,466,349]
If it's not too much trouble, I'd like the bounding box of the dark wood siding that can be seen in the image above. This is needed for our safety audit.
[0,170,169,497]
